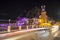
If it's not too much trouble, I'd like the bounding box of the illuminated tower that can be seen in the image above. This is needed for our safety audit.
[38,5,51,27]
[39,5,48,23]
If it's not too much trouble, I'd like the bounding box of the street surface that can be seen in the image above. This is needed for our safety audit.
[0,26,60,40]
[0,29,59,40]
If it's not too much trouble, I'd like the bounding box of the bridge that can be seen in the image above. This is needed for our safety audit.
[0,5,60,40]
[0,27,59,40]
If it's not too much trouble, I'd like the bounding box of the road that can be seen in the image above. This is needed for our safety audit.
[0,29,60,40]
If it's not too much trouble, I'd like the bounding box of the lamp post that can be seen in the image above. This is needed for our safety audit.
[26,20,29,30]
[19,26,21,30]
[18,21,22,30]
[26,25,28,30]
[7,19,11,32]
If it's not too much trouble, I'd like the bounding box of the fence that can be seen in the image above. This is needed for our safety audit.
[0,19,39,33]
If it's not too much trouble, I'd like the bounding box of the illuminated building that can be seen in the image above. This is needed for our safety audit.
[38,5,52,27]
[16,17,28,30]
[16,17,28,26]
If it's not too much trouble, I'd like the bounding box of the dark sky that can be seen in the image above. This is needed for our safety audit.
[0,0,60,20]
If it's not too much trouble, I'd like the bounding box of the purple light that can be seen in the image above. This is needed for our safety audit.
[0,24,8,26]
[0,23,15,27]
[17,17,22,20]
[16,17,28,26]
[22,18,28,21]
[0,18,28,27]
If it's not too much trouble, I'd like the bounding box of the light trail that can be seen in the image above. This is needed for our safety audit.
[0,28,49,38]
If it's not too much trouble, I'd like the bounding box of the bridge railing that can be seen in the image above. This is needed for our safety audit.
[0,19,40,33]
[0,18,52,33]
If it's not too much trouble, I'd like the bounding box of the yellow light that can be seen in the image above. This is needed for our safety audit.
[51,25,59,33]
[47,23,52,27]
[38,19,45,23]
[26,25,28,30]
[19,26,21,30]
[7,26,11,32]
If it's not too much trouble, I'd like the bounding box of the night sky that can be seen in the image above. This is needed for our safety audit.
[0,0,60,20]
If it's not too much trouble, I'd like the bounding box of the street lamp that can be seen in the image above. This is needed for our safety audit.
[7,19,11,32]
[19,26,21,30]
